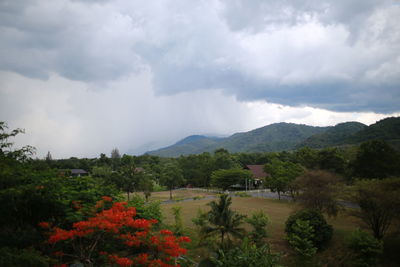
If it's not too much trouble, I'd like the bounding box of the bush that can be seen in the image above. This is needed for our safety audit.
[246,210,269,246]
[347,229,383,267]
[210,238,282,267]
[40,198,191,266]
[0,247,49,267]
[234,192,251,197]
[128,194,162,222]
[285,209,333,250]
[287,219,317,260]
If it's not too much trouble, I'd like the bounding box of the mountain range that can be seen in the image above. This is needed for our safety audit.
[147,117,400,157]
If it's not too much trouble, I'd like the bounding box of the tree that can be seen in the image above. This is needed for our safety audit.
[246,210,270,246]
[0,121,35,161]
[352,140,400,179]
[347,229,383,267]
[160,163,185,200]
[120,164,143,201]
[294,147,318,169]
[350,178,400,239]
[287,219,317,262]
[40,198,190,266]
[45,151,53,166]
[264,158,304,200]
[172,206,184,235]
[202,194,246,248]
[139,175,154,202]
[110,147,121,171]
[213,148,239,170]
[295,170,343,217]
[211,169,252,191]
[316,148,346,174]
[210,238,282,267]
[285,209,333,250]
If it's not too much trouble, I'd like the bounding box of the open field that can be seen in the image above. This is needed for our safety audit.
[161,194,361,253]
[134,189,217,202]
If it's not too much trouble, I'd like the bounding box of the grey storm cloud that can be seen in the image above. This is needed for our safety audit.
[0,0,399,113]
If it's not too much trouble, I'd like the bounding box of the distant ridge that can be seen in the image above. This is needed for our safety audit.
[296,122,367,149]
[146,117,400,157]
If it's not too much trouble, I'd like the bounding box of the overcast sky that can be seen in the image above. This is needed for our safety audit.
[1,0,399,158]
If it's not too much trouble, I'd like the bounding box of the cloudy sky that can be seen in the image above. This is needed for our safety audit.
[1,0,400,158]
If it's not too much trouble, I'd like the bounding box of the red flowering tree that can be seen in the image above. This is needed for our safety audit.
[40,197,190,267]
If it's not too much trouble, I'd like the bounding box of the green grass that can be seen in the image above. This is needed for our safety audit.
[134,189,216,202]
[160,194,364,265]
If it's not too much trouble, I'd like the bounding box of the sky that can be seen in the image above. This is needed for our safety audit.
[1,0,400,158]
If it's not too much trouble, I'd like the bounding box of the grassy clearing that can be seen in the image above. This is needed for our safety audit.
[161,193,362,264]
[134,189,216,202]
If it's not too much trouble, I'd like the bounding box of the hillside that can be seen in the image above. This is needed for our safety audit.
[215,123,328,153]
[148,135,221,157]
[147,123,328,157]
[346,117,400,144]
[297,122,367,149]
[147,117,400,157]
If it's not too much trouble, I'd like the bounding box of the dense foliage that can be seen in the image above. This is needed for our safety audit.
[285,209,333,250]
[211,238,282,267]
[40,197,190,266]
[347,229,383,267]
[350,178,400,239]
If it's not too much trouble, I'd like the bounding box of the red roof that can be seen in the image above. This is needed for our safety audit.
[245,165,268,178]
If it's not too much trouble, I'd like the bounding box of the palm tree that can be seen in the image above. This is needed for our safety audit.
[202,194,246,247]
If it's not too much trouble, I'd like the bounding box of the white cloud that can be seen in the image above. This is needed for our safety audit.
[0,0,399,157]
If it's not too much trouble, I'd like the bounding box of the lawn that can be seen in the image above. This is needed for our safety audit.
[160,192,363,265]
[134,189,217,202]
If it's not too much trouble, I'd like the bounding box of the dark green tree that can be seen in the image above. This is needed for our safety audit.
[285,209,333,250]
[202,194,246,248]
[210,238,282,267]
[211,169,252,191]
[350,178,400,239]
[347,229,383,267]
[295,170,342,217]
[246,210,270,246]
[287,219,317,263]
[213,148,239,170]
[160,163,185,200]
[352,140,400,179]
[265,158,304,200]
[110,147,121,171]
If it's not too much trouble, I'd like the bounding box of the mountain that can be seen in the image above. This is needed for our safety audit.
[346,117,400,144]
[147,123,328,157]
[146,117,400,157]
[148,135,222,157]
[214,123,328,153]
[297,122,367,149]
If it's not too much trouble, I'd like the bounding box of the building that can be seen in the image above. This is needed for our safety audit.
[70,169,89,177]
[244,165,269,189]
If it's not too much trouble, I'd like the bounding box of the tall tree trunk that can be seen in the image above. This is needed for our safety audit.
[278,191,281,200]
[169,188,172,200]
[127,191,130,201]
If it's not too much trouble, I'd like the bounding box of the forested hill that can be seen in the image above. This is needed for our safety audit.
[147,117,400,157]
[296,122,367,149]
[147,122,328,157]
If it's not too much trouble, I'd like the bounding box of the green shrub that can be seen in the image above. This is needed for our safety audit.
[128,194,162,223]
[287,219,317,260]
[234,192,251,197]
[0,247,49,267]
[210,238,282,267]
[246,210,269,246]
[285,209,332,250]
[347,229,383,267]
